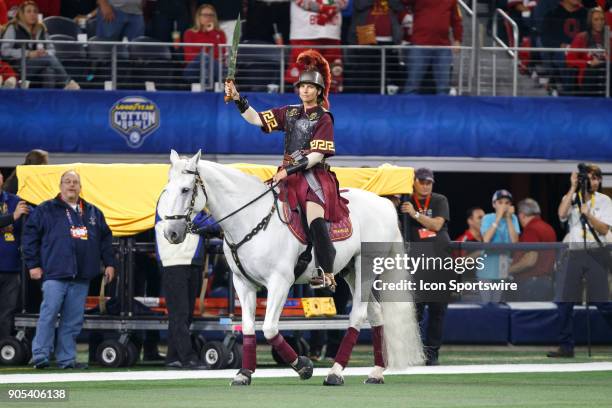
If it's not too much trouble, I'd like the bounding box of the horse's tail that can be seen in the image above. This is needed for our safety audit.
[380,240,425,369]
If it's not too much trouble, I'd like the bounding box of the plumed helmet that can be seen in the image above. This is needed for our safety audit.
[294,49,331,109]
[294,70,325,90]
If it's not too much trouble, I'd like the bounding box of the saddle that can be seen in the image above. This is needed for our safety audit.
[282,201,353,245]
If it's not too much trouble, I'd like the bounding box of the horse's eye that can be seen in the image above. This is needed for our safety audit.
[181,188,190,194]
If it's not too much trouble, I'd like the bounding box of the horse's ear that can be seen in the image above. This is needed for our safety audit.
[186,150,201,170]
[170,150,180,165]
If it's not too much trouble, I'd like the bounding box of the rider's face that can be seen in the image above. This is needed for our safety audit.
[298,83,320,105]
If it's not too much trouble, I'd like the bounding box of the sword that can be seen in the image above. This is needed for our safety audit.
[224,15,241,104]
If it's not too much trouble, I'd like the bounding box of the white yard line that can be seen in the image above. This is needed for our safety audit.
[1,362,612,384]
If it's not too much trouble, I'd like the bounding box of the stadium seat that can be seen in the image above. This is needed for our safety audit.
[129,36,176,90]
[130,36,171,61]
[49,34,87,82]
[43,16,80,39]
[84,36,129,89]
[235,40,281,92]
[50,34,86,60]
[86,17,97,38]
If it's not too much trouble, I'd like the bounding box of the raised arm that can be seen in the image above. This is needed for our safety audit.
[225,80,263,127]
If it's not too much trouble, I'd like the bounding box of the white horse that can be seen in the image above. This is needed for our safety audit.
[162,150,423,385]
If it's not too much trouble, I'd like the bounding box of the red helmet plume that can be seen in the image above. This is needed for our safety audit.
[295,49,331,109]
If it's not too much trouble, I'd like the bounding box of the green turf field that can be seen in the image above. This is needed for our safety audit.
[2,372,612,408]
[2,345,611,408]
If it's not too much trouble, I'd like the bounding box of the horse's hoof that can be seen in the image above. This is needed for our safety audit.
[364,377,384,384]
[323,373,344,386]
[293,356,313,380]
[230,368,252,386]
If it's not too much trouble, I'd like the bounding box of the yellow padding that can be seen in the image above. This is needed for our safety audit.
[17,163,413,236]
[302,297,337,318]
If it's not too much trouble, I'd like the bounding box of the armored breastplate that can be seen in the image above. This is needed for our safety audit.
[284,105,326,155]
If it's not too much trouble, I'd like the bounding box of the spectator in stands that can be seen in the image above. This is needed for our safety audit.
[533,0,598,32]
[286,1,348,93]
[346,0,404,93]
[349,0,403,44]
[340,0,353,43]
[146,0,191,43]
[0,0,7,24]
[548,165,612,358]
[204,0,241,42]
[0,1,79,89]
[508,198,556,301]
[456,207,485,243]
[479,189,520,302]
[155,185,220,369]
[0,0,19,89]
[4,0,61,17]
[497,0,538,41]
[0,172,29,340]
[3,149,49,195]
[183,4,226,84]
[244,0,290,44]
[566,7,608,96]
[0,61,18,88]
[402,0,462,95]
[400,167,451,366]
[22,170,115,369]
[541,0,588,95]
[96,0,144,41]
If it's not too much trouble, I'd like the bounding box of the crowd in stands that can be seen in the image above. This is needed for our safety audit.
[0,0,610,94]
[498,0,612,96]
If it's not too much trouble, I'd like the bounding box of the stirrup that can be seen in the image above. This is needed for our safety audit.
[309,267,337,292]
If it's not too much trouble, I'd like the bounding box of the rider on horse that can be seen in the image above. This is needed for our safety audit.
[225,49,349,290]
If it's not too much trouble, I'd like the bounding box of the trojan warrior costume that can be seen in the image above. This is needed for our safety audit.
[235,50,349,288]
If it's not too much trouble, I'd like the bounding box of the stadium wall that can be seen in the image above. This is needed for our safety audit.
[1,90,611,162]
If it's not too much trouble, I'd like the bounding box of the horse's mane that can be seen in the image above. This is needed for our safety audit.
[198,160,268,195]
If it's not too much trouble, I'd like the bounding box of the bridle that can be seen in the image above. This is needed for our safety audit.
[163,166,286,287]
[164,168,207,234]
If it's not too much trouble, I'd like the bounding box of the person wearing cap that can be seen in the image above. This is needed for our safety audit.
[478,189,520,302]
[508,198,556,301]
[224,49,349,378]
[548,164,612,358]
[400,167,451,366]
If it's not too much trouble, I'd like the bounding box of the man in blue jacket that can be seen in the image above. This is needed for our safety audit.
[0,172,30,339]
[22,170,115,369]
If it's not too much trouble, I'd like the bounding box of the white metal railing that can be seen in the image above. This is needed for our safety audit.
[0,33,609,98]
[492,8,519,96]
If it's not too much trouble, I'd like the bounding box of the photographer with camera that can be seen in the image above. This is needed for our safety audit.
[548,163,612,358]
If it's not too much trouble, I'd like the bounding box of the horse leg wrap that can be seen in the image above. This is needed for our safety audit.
[242,334,257,372]
[310,217,336,274]
[372,325,385,368]
[267,333,298,364]
[334,327,359,368]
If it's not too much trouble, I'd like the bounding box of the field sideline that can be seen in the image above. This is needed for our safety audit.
[1,370,611,408]
[2,346,611,407]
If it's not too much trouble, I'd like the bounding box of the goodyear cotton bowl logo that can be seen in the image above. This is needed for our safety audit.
[110,96,160,148]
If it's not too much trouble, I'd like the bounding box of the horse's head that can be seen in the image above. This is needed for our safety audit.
[162,149,206,244]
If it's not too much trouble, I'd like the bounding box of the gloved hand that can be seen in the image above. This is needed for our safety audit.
[316,4,338,25]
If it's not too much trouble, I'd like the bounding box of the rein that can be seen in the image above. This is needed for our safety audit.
[164,167,287,287]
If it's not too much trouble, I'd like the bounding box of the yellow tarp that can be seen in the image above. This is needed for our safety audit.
[17,163,413,236]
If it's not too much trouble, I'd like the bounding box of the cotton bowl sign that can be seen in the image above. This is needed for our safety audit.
[110,96,160,148]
